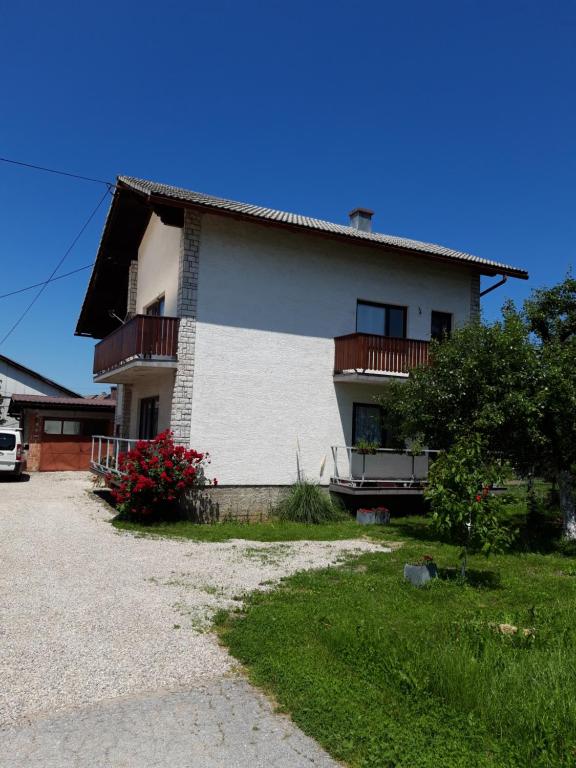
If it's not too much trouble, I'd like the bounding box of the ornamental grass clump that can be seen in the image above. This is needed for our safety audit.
[107,430,216,522]
[276,481,345,524]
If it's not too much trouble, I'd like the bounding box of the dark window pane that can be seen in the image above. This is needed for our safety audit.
[353,404,383,445]
[387,307,406,338]
[139,396,159,440]
[0,433,16,450]
[431,311,452,341]
[357,303,385,334]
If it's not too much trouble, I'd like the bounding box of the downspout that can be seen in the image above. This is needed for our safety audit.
[479,275,508,298]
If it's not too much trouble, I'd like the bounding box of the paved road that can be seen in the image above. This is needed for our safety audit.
[0,473,384,766]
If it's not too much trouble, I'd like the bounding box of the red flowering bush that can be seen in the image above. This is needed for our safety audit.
[107,430,217,522]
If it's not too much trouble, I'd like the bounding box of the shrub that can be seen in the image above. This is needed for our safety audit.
[425,434,514,575]
[107,430,216,522]
[276,481,345,524]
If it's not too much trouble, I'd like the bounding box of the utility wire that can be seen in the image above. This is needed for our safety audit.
[0,187,111,347]
[0,157,114,188]
[0,263,94,300]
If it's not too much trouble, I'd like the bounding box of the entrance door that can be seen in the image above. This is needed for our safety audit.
[139,396,159,439]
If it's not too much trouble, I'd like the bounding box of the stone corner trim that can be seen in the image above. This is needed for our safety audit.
[170,211,202,443]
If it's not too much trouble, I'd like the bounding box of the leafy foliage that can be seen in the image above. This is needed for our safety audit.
[425,435,514,561]
[524,272,576,343]
[108,430,215,522]
[275,481,345,524]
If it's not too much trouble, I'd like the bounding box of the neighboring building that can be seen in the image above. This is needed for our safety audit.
[8,394,115,471]
[0,354,80,429]
[76,176,528,510]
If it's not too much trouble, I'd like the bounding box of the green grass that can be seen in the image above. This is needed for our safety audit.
[112,516,396,542]
[215,516,576,768]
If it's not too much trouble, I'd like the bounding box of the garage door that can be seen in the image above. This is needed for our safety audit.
[39,439,93,471]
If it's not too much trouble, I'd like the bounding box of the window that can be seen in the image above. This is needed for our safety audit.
[352,403,386,446]
[139,396,159,440]
[43,419,82,435]
[356,301,407,338]
[146,296,165,316]
[431,311,452,341]
[0,433,16,450]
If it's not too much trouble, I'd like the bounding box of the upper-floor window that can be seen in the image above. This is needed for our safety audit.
[146,296,165,316]
[431,311,452,341]
[356,301,407,338]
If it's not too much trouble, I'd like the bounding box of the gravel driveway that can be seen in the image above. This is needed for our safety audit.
[0,472,387,766]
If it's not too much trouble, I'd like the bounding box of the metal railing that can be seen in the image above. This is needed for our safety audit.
[91,435,143,475]
[91,434,190,476]
[331,445,440,488]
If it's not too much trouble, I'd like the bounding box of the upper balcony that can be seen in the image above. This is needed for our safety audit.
[93,315,180,383]
[334,333,430,381]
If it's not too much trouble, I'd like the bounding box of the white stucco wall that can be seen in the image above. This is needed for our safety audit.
[0,360,75,429]
[190,215,476,485]
[136,214,180,316]
[128,371,175,439]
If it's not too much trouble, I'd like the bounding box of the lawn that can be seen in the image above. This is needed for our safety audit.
[112,516,394,542]
[215,515,576,768]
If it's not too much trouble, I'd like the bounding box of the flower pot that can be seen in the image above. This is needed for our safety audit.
[356,508,390,525]
[356,510,376,525]
[403,563,438,587]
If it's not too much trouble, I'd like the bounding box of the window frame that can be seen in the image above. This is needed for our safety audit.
[356,300,408,338]
[145,295,166,317]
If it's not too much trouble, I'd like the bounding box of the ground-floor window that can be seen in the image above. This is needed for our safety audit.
[352,403,388,446]
[139,396,159,440]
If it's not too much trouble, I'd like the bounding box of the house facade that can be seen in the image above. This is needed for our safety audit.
[76,177,527,510]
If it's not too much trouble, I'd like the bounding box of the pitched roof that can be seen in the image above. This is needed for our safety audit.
[0,354,80,398]
[8,393,115,414]
[76,175,528,339]
[118,176,529,280]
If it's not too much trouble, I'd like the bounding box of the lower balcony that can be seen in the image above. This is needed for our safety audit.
[334,333,430,380]
[93,315,180,383]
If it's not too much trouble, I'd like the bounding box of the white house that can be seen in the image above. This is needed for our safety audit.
[0,354,80,429]
[76,177,528,512]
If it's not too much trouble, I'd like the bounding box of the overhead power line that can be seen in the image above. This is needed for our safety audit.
[0,157,114,188]
[0,263,94,300]
[0,187,111,347]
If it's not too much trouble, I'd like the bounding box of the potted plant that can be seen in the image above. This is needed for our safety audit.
[403,554,438,586]
[356,505,390,525]
[354,439,380,455]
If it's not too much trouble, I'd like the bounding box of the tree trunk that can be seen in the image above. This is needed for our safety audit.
[558,470,576,540]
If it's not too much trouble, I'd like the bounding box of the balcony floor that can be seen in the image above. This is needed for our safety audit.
[94,358,177,384]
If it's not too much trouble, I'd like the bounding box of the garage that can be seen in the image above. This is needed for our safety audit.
[8,395,115,472]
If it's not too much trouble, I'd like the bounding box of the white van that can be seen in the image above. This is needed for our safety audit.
[0,429,25,478]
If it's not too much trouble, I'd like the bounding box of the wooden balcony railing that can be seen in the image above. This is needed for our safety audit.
[93,315,180,375]
[334,333,430,375]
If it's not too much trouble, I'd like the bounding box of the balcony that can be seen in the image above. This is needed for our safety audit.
[93,315,180,383]
[330,445,439,496]
[334,333,429,380]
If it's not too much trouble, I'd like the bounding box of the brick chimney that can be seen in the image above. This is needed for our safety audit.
[348,207,374,233]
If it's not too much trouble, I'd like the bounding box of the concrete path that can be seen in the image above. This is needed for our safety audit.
[0,473,386,766]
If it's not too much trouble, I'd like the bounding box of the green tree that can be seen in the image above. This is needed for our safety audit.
[379,279,576,539]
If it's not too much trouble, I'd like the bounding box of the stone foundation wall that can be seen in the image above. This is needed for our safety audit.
[182,485,290,521]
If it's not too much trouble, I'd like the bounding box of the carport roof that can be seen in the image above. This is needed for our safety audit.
[8,394,116,416]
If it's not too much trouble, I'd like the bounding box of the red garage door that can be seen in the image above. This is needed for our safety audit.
[39,438,93,471]
[38,417,111,471]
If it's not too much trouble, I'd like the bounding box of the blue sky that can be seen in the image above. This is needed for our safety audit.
[1,0,574,394]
